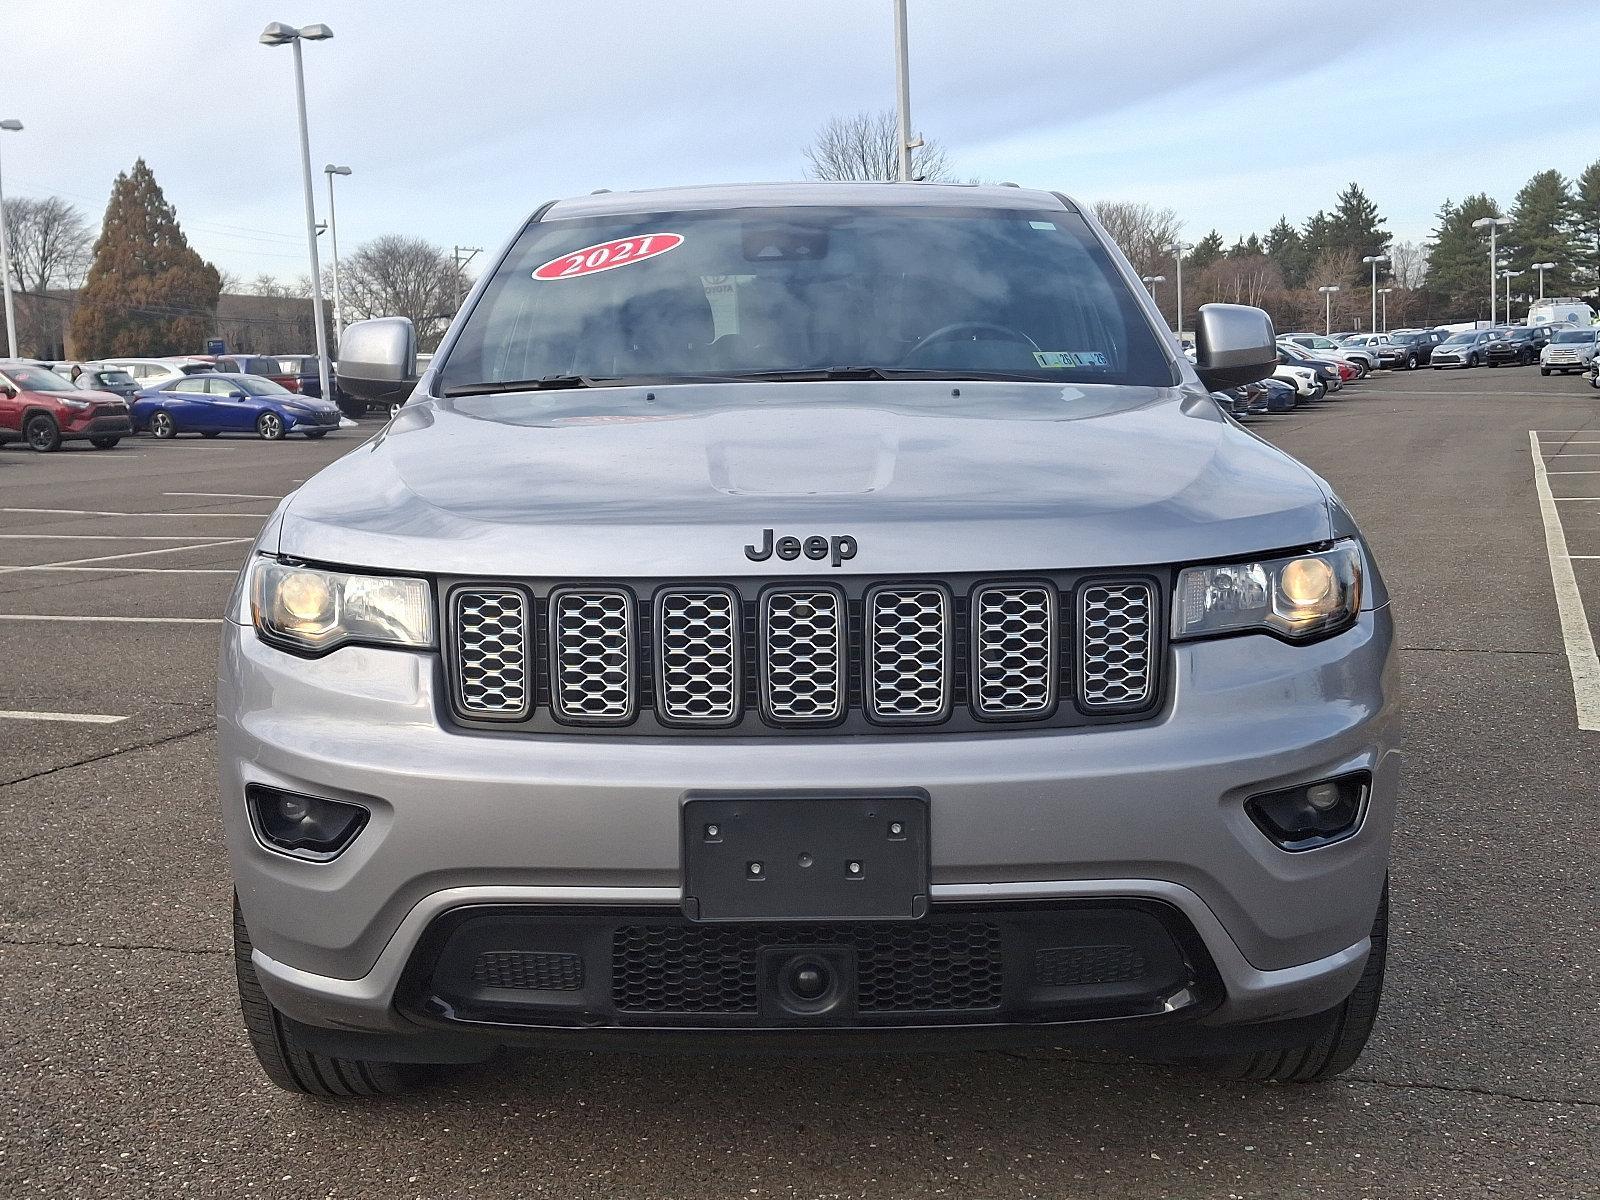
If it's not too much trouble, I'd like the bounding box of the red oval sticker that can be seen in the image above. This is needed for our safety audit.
[533,233,684,281]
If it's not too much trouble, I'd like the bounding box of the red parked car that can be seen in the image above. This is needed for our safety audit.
[0,362,133,452]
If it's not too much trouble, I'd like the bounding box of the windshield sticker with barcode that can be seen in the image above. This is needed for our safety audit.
[533,233,684,281]
[1033,351,1109,369]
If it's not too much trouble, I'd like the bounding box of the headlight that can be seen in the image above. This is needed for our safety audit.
[249,558,434,654]
[60,396,92,410]
[1174,542,1362,642]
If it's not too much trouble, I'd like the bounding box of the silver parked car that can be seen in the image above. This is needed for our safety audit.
[1541,328,1600,376]
[220,183,1399,1096]
[1431,329,1499,368]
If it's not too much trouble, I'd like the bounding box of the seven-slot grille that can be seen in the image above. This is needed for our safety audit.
[447,577,1161,730]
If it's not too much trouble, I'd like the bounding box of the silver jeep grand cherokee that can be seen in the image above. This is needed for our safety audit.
[220,183,1399,1096]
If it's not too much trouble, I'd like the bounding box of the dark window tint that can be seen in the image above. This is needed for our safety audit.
[441,206,1174,390]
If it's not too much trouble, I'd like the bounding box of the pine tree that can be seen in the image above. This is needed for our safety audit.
[1569,159,1600,294]
[1266,216,1307,288]
[1505,169,1580,299]
[1184,230,1225,273]
[1327,184,1388,258]
[69,159,221,356]
[1423,194,1502,321]
[1301,210,1332,265]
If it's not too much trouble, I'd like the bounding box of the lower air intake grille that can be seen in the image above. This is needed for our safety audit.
[611,921,1004,1014]
[1033,944,1147,987]
[1078,581,1156,709]
[473,951,586,991]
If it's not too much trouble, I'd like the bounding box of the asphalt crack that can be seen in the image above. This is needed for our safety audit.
[1343,1073,1599,1110]
[0,722,216,789]
[0,935,225,957]
[1397,645,1558,656]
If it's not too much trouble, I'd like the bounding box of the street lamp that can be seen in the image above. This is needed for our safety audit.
[0,118,22,359]
[892,0,919,182]
[1377,287,1394,333]
[1531,261,1555,301]
[1318,284,1340,336]
[1172,242,1190,336]
[1140,274,1165,302]
[1471,216,1511,325]
[261,21,335,403]
[323,164,351,347]
[1361,254,1389,337]
[1499,268,1520,323]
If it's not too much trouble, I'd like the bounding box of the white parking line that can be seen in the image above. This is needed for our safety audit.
[0,709,128,725]
[2,507,270,519]
[1546,471,1600,475]
[1,565,237,574]
[0,539,248,572]
[1529,430,1600,732]
[0,615,222,625]
[0,533,245,542]
[163,492,282,500]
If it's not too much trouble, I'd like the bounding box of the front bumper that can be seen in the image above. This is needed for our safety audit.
[61,411,132,440]
[220,603,1400,1040]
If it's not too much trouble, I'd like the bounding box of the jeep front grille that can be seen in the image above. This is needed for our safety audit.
[445,576,1162,732]
[761,588,846,724]
[1078,581,1156,709]
[451,587,532,719]
[550,588,636,723]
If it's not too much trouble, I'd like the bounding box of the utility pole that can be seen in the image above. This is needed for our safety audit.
[892,0,916,181]
[453,245,482,303]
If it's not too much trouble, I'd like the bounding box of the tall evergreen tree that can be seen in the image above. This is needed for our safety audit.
[1265,215,1308,288]
[1505,169,1580,299]
[1301,210,1333,265]
[1571,159,1600,294]
[1424,194,1503,321]
[1184,230,1225,272]
[69,159,221,356]
[1327,183,1388,256]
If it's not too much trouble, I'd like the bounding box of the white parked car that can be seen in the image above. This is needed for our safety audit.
[91,357,213,388]
[1280,333,1371,376]
[1274,362,1324,398]
[1540,328,1600,376]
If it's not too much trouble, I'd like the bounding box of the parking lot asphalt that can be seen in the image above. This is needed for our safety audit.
[1,374,1596,1199]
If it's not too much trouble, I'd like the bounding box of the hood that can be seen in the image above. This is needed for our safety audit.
[276,382,1334,577]
[34,386,124,404]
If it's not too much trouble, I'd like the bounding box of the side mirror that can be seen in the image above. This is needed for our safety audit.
[336,316,418,407]
[0,384,14,398]
[229,390,247,399]
[1193,303,1278,391]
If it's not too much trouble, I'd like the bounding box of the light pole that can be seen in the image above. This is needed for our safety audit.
[892,0,918,182]
[261,21,334,403]
[1318,285,1340,336]
[0,119,22,359]
[1362,253,1389,337]
[1377,287,1393,332]
[1471,216,1510,325]
[323,164,351,348]
[1140,274,1165,306]
[1531,261,1555,300]
[1500,269,1520,323]
[1172,242,1190,336]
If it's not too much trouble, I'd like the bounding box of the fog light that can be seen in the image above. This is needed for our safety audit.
[1245,773,1369,852]
[246,784,368,861]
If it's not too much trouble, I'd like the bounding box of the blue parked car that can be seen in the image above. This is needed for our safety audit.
[131,372,343,441]
[1259,378,1298,412]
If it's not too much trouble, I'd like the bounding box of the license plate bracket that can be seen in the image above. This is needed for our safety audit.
[682,793,929,922]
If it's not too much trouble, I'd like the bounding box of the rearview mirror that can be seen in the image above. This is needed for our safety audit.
[337,316,418,408]
[1193,303,1278,391]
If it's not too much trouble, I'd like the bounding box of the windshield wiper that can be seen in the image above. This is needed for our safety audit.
[442,374,612,396]
[708,366,1048,383]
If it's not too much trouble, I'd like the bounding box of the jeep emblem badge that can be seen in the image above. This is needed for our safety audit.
[744,529,858,568]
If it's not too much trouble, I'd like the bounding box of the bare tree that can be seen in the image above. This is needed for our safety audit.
[341,235,462,350]
[1387,240,1428,291]
[1091,201,1184,280]
[2,196,93,293]
[803,110,955,183]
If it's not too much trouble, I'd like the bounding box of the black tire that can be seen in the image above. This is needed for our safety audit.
[149,410,177,440]
[89,436,121,450]
[233,898,417,1097]
[1468,353,1480,368]
[24,414,61,453]
[256,411,285,441]
[1541,368,1551,377]
[201,430,221,439]
[304,429,329,439]
[1205,881,1388,1084]
[1519,350,1532,366]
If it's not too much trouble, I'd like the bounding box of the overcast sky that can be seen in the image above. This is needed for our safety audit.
[8,1,1597,282]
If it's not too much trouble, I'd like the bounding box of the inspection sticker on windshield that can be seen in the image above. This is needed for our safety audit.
[533,233,684,281]
[1033,350,1108,369]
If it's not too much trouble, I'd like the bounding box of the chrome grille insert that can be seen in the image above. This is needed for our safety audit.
[760,588,845,724]
[1078,581,1155,709]
[550,588,636,723]
[972,583,1057,718]
[450,587,531,719]
[866,585,950,722]
[655,588,740,725]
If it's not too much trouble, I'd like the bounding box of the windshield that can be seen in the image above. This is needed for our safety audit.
[2,365,75,392]
[439,206,1175,391]
[1390,333,1422,344]
[1442,333,1476,345]
[1555,330,1595,343]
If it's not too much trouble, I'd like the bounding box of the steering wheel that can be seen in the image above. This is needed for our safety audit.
[904,321,1040,363]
